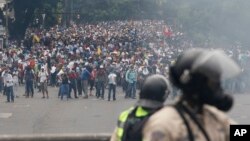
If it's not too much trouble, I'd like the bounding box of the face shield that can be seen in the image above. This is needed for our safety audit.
[190,50,241,112]
[192,50,241,81]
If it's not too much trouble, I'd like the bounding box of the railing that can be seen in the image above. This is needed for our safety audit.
[0,134,111,141]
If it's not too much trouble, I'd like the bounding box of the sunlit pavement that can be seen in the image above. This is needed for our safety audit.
[0,86,249,135]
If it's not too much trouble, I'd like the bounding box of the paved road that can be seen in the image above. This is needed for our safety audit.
[0,86,249,135]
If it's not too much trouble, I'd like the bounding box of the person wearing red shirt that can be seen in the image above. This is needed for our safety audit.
[89,67,97,96]
[68,69,78,99]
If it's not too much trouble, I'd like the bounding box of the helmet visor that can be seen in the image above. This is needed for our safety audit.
[192,50,241,81]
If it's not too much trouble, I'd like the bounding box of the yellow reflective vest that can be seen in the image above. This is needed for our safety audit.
[116,106,149,141]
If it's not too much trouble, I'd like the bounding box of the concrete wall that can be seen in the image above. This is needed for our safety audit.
[0,134,111,141]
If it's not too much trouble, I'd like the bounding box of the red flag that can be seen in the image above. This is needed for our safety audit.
[163,26,172,37]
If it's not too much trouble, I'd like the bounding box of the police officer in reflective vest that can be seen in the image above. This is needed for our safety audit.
[110,74,171,141]
[142,49,241,141]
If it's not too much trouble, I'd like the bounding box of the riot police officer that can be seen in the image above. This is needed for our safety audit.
[111,74,171,141]
[142,49,241,141]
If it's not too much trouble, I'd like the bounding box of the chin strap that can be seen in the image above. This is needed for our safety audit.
[174,103,211,141]
[174,104,194,141]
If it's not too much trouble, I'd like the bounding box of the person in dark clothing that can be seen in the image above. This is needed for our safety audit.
[60,73,70,100]
[24,66,34,98]
[96,65,106,99]
[47,56,51,70]
[76,67,82,96]
[50,69,57,87]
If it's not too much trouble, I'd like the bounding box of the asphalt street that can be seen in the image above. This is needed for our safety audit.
[0,86,249,135]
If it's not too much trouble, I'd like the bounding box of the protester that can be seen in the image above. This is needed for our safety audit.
[1,20,249,103]
[108,69,117,101]
[38,67,49,99]
[81,65,91,99]
[24,66,35,98]
[4,69,14,103]
[89,67,97,96]
[96,65,106,99]
[12,68,19,97]
[60,73,70,100]
[68,69,78,99]
[125,65,137,99]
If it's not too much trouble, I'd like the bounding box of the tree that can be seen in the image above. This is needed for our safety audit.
[7,0,40,40]
[5,0,61,40]
[2,0,250,46]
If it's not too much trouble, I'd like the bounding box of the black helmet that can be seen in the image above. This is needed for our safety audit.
[169,48,205,92]
[170,49,240,92]
[137,74,171,108]
[170,48,241,112]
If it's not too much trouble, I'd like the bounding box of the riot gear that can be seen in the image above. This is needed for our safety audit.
[169,49,205,92]
[139,74,171,104]
[142,48,240,141]
[170,49,240,112]
[111,74,171,141]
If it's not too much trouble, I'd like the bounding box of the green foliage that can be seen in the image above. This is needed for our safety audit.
[7,0,61,39]
[73,0,161,22]
[5,0,250,46]
[33,0,62,28]
[8,0,41,39]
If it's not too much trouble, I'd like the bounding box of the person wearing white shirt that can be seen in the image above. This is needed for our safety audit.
[12,69,19,97]
[38,67,49,99]
[108,70,117,101]
[50,65,57,87]
[4,70,14,103]
[2,70,8,96]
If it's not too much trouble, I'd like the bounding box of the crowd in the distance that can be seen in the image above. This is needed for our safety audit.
[0,20,249,102]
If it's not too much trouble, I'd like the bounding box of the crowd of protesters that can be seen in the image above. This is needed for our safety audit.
[0,20,249,103]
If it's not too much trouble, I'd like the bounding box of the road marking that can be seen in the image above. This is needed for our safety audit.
[0,113,12,118]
